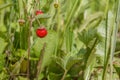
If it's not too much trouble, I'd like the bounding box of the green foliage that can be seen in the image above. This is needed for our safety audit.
[31,30,57,69]
[0,0,120,80]
[0,38,7,54]
[0,3,13,11]
[78,28,97,46]
[0,54,5,72]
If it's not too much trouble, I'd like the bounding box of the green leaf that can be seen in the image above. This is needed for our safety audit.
[68,63,83,77]
[0,24,7,32]
[84,52,96,80]
[0,37,7,54]
[0,71,8,80]
[65,29,73,53]
[78,12,103,32]
[11,57,24,74]
[20,59,28,73]
[18,0,24,17]
[48,72,62,80]
[52,52,81,72]
[83,38,98,80]
[18,76,28,80]
[78,28,97,46]
[65,56,81,70]
[0,3,13,11]
[15,49,27,58]
[0,54,5,72]
[114,66,120,78]
[34,73,44,80]
[51,56,64,70]
[95,21,106,57]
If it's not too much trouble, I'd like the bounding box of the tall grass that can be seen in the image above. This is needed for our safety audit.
[0,0,120,80]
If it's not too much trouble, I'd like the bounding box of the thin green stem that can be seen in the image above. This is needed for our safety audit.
[78,38,98,80]
[55,0,61,56]
[102,0,109,80]
[61,70,68,80]
[27,17,32,80]
[64,0,78,53]
[64,0,79,30]
[109,0,119,80]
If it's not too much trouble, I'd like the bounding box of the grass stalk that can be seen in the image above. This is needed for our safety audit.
[102,0,109,79]
[109,0,120,80]
[61,70,68,80]
[27,17,32,79]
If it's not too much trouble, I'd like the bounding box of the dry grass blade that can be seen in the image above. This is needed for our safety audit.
[35,43,46,79]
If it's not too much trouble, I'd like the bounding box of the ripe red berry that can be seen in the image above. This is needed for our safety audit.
[36,27,47,38]
[36,10,43,15]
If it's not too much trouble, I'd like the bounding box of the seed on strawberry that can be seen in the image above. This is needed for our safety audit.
[36,27,47,38]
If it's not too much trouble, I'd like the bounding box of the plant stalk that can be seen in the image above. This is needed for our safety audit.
[61,70,68,80]
[27,17,32,79]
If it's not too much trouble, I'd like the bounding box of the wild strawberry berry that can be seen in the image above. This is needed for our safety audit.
[36,27,47,38]
[18,19,25,26]
[54,3,59,8]
[36,10,43,15]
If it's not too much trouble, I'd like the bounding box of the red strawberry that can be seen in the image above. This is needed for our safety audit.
[36,27,47,38]
[36,10,43,15]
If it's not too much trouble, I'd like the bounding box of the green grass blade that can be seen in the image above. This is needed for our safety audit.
[0,3,13,11]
